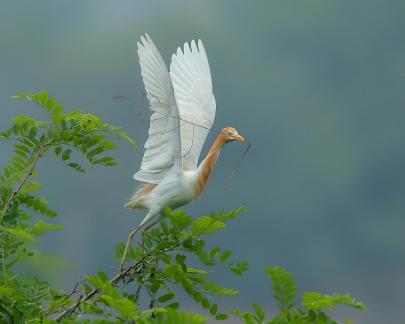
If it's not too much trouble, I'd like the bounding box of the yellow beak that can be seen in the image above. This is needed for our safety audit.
[234,134,245,142]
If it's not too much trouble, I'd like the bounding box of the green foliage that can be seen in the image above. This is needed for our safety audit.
[93,207,245,321]
[41,207,246,323]
[265,266,297,315]
[233,266,367,324]
[0,91,366,323]
[302,292,367,312]
[0,91,136,322]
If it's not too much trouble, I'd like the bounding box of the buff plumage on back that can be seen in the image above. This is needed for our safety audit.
[134,34,216,183]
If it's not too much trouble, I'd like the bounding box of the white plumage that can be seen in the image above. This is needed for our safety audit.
[134,35,215,183]
[121,34,245,269]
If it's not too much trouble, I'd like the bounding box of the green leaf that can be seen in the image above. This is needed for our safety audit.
[0,226,36,242]
[10,115,36,123]
[30,220,63,235]
[209,246,221,258]
[166,302,180,309]
[60,119,67,130]
[265,266,297,313]
[52,104,63,116]
[100,295,137,317]
[191,216,226,235]
[97,271,109,283]
[302,292,367,311]
[15,144,30,154]
[229,261,248,276]
[28,127,37,138]
[215,314,228,320]
[45,97,55,110]
[216,207,246,222]
[87,146,104,158]
[158,293,175,303]
[210,285,238,297]
[39,91,48,105]
[210,303,218,315]
[116,131,137,149]
[252,303,265,321]
[219,250,232,262]
[202,298,210,310]
[186,267,208,274]
[20,181,41,194]
[92,156,115,165]
[61,149,72,161]
[54,146,62,156]
[168,209,193,230]
[67,162,85,172]
[86,275,104,289]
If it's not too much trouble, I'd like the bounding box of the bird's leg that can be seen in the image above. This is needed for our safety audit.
[120,209,160,271]
[120,226,141,271]
[141,231,145,253]
[140,220,159,254]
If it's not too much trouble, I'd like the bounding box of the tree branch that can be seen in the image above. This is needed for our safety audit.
[54,262,141,321]
[0,142,45,222]
[54,217,219,321]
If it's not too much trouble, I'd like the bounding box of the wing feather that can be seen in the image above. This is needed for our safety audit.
[133,34,182,183]
[169,39,216,170]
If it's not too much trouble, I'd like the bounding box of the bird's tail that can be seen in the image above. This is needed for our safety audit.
[124,183,157,209]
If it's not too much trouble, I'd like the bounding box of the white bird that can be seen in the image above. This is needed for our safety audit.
[121,34,245,269]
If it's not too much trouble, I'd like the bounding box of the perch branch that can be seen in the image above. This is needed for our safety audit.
[54,262,141,321]
[54,217,221,321]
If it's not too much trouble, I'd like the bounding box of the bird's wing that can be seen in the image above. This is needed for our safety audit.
[169,39,216,170]
[133,34,182,184]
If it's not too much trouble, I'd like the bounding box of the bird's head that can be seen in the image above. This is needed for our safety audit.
[220,127,245,143]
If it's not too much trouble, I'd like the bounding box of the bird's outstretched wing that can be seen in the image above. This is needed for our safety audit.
[133,34,182,184]
[170,40,216,170]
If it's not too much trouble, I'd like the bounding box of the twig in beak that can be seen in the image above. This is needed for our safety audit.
[228,139,251,191]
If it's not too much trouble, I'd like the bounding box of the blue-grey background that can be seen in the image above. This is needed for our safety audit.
[1,1,405,323]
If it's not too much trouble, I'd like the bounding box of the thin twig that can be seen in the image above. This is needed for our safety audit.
[54,262,140,321]
[1,245,6,282]
[228,140,251,191]
[0,142,45,222]
[67,280,84,298]
[134,284,143,303]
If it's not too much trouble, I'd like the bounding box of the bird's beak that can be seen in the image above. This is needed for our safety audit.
[234,134,245,142]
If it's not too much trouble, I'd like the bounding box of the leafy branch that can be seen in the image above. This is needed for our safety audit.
[54,207,246,322]
[0,91,366,323]
[233,266,367,324]
[0,142,45,221]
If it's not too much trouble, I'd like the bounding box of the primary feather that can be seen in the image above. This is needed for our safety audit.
[170,40,216,170]
[134,34,181,184]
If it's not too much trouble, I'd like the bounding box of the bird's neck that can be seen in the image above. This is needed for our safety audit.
[194,135,226,196]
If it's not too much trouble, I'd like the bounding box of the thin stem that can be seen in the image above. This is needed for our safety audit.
[0,142,45,222]
[134,284,143,303]
[54,261,141,321]
[1,245,6,282]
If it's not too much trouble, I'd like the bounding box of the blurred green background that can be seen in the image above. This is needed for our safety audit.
[1,1,405,322]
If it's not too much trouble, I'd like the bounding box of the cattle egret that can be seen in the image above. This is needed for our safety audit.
[121,34,245,269]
